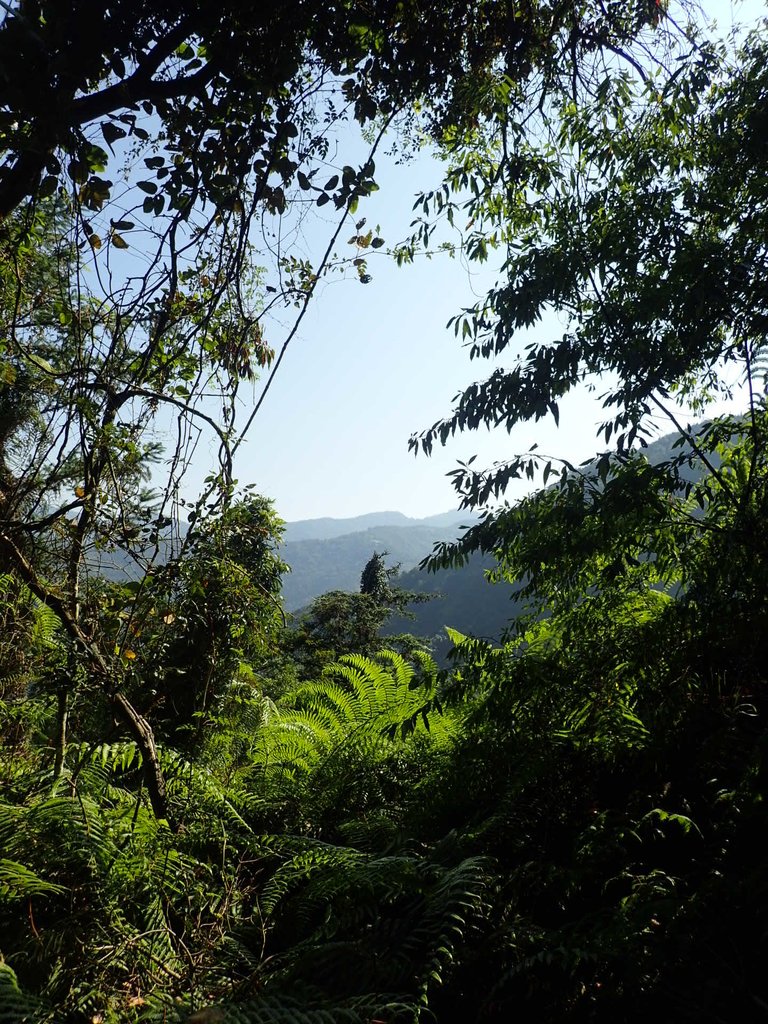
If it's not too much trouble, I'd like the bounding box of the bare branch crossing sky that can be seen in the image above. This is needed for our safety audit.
[197,1,764,523]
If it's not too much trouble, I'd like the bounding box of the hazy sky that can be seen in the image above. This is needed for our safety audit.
[190,0,765,523]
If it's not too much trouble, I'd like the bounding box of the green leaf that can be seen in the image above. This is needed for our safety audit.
[79,175,113,211]
[137,180,158,195]
[444,626,468,646]
[101,121,127,148]
[25,353,55,374]
[82,143,109,173]
[67,159,88,184]
[38,175,58,198]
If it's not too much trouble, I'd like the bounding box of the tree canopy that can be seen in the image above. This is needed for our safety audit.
[1,0,660,221]
[415,15,768,581]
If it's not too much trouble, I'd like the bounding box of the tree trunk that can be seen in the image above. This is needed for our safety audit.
[52,688,68,783]
[112,690,175,830]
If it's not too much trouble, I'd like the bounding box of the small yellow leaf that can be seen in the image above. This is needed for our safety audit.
[111,231,129,249]
[163,613,176,625]
[88,233,102,250]
[124,649,137,660]
[75,486,85,497]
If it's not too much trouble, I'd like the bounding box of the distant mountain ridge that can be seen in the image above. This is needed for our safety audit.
[280,510,477,610]
[282,509,475,544]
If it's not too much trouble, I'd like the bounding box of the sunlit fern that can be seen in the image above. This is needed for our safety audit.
[252,651,441,784]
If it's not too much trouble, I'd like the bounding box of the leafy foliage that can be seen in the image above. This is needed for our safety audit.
[359,551,389,600]
[286,553,431,679]
[3,4,768,1024]
[411,25,763,500]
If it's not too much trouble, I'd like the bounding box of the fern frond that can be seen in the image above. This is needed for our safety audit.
[260,844,365,918]
[0,859,66,902]
[0,963,45,1024]
[254,652,443,791]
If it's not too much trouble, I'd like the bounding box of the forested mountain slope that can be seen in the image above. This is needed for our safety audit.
[280,514,475,610]
[306,430,715,651]
[383,552,522,659]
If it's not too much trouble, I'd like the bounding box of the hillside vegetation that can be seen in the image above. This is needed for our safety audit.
[280,514,474,610]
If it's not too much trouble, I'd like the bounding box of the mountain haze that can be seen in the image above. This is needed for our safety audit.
[280,510,477,610]
[282,510,476,544]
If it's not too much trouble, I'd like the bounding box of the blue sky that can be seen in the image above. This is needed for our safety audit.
[183,0,765,524]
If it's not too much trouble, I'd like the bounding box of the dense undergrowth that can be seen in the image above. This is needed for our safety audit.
[2,423,768,1022]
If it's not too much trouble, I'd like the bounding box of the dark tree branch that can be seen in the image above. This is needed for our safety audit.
[0,18,214,221]
[72,59,217,123]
